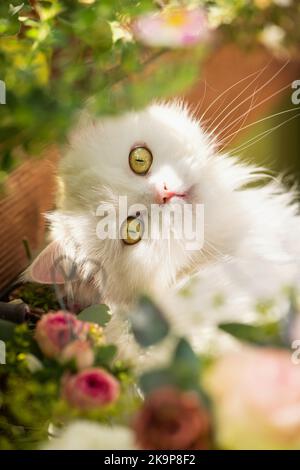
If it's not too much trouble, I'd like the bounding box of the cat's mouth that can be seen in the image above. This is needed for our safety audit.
[164,192,186,204]
[155,185,187,205]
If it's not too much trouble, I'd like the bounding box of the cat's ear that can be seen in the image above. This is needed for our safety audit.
[27,241,68,284]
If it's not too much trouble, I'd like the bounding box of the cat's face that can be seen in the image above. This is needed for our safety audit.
[30,102,251,305]
[62,101,212,206]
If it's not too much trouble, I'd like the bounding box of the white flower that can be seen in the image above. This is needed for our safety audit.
[274,0,292,6]
[25,354,43,373]
[260,24,285,51]
[208,5,235,28]
[110,21,133,43]
[42,421,136,450]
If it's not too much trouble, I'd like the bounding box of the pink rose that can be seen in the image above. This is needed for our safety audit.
[205,347,300,449]
[61,340,94,370]
[133,387,211,450]
[35,311,89,359]
[62,368,120,410]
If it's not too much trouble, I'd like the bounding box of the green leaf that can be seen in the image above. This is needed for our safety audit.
[218,321,283,347]
[78,304,111,327]
[139,368,174,395]
[0,319,16,342]
[169,338,202,393]
[129,295,169,347]
[73,9,112,51]
[173,338,199,365]
[140,338,205,396]
[173,338,201,377]
[9,3,24,16]
[94,344,117,367]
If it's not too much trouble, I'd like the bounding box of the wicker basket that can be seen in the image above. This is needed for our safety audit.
[0,147,59,293]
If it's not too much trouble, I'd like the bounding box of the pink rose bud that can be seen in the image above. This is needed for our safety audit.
[35,311,89,359]
[61,340,94,370]
[62,368,120,410]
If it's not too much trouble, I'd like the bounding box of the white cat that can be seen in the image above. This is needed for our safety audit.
[27,101,300,359]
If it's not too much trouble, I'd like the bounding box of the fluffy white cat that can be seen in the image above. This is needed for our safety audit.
[27,101,300,361]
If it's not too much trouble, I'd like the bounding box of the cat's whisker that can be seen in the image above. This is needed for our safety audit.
[218,85,259,152]
[213,80,293,147]
[230,113,300,155]
[231,114,300,155]
[202,248,223,265]
[200,66,269,123]
[190,79,208,118]
[194,243,212,264]
[200,243,223,263]
[205,60,271,135]
[204,240,230,262]
[202,95,227,131]
[219,107,300,151]
[167,236,171,269]
[209,59,290,140]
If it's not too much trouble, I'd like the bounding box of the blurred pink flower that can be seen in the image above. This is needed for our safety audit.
[133,7,209,48]
[35,311,89,359]
[205,347,300,449]
[62,368,120,410]
[61,339,94,370]
[133,387,211,450]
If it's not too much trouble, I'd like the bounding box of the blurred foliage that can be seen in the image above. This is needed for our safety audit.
[9,282,60,313]
[0,0,204,174]
[204,0,300,51]
[0,0,299,177]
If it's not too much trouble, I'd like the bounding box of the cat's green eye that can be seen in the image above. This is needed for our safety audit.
[129,146,153,175]
[121,216,144,245]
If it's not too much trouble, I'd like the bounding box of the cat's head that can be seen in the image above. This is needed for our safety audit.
[28,101,252,305]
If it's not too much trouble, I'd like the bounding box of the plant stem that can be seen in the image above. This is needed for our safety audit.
[22,238,32,262]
